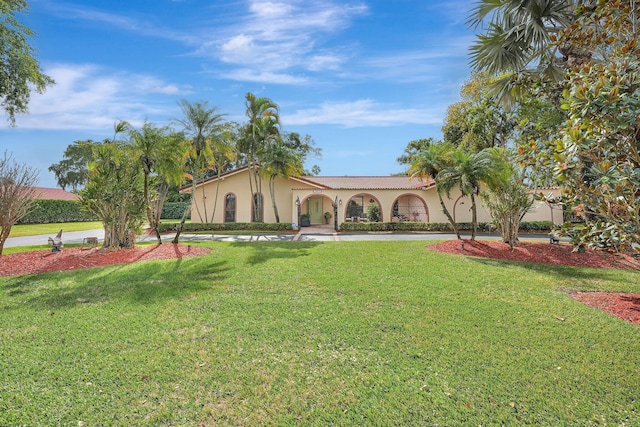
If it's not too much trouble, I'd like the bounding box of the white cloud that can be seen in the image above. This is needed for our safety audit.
[7,63,190,130]
[211,0,367,75]
[220,69,309,85]
[283,99,444,127]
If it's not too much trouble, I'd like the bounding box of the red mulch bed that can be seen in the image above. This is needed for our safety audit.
[428,239,640,325]
[0,244,211,277]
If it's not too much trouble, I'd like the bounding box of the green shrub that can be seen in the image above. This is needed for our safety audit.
[366,203,381,222]
[157,222,295,233]
[339,221,553,233]
[161,202,189,219]
[17,200,97,224]
[518,221,554,232]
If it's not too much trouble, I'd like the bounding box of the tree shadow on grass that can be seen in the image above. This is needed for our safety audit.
[2,257,231,310]
[230,241,322,265]
[469,256,639,287]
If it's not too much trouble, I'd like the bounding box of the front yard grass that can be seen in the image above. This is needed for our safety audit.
[8,221,103,237]
[1,240,639,425]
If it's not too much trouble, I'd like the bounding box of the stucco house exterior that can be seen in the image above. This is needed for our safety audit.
[182,166,562,228]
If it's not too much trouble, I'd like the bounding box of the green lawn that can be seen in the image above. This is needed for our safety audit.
[1,241,639,425]
[8,221,103,237]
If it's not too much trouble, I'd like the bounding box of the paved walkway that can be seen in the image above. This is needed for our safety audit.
[293,224,339,241]
[4,225,559,248]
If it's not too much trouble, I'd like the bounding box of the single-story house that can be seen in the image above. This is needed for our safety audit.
[182,166,562,228]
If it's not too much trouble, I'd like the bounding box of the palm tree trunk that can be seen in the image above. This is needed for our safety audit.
[471,193,478,241]
[151,182,169,244]
[201,184,208,223]
[248,164,256,220]
[269,175,280,223]
[438,192,460,239]
[142,170,157,243]
[253,167,262,221]
[210,170,222,223]
[172,180,196,244]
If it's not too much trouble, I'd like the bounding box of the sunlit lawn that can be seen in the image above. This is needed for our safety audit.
[8,221,103,237]
[1,241,639,425]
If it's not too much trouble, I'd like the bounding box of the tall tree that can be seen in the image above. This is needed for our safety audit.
[260,138,304,223]
[437,148,506,241]
[397,138,436,167]
[1,0,54,124]
[442,72,516,151]
[240,92,280,222]
[0,151,38,255]
[173,100,225,242]
[48,140,94,191]
[129,122,187,244]
[406,142,461,238]
[467,0,583,104]
[80,122,146,250]
[282,132,321,176]
[554,51,640,251]
[470,0,640,249]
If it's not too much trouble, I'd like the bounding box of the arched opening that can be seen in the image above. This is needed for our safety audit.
[453,195,470,223]
[391,194,429,222]
[345,194,382,222]
[225,193,236,223]
[301,194,335,225]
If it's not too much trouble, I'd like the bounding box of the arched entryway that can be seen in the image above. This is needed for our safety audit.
[344,194,382,222]
[391,194,429,222]
[302,194,335,225]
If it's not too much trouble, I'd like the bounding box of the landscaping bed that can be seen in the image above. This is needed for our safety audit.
[0,244,211,277]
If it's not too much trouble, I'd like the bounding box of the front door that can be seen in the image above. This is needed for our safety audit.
[308,196,324,224]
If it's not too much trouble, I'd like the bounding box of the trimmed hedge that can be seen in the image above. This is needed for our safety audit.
[516,221,555,232]
[155,220,554,234]
[18,200,97,224]
[161,202,189,220]
[157,222,295,233]
[339,221,554,233]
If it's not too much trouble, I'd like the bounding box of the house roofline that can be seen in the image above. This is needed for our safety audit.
[179,165,251,193]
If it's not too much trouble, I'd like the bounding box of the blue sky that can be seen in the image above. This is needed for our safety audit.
[1,0,478,189]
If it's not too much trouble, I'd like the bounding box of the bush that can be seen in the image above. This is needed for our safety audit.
[518,221,554,232]
[17,200,97,224]
[157,222,295,233]
[366,203,381,222]
[339,221,551,233]
[161,202,189,220]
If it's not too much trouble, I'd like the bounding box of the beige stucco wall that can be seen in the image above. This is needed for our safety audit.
[188,170,563,226]
[187,170,314,224]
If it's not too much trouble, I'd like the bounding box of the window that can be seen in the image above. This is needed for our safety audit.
[225,193,236,223]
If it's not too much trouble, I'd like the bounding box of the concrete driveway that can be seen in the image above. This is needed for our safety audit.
[4,225,558,248]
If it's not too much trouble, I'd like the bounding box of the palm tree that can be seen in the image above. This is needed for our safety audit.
[261,139,304,223]
[467,0,582,103]
[407,142,461,239]
[173,100,225,243]
[241,93,280,222]
[129,122,187,244]
[437,148,506,241]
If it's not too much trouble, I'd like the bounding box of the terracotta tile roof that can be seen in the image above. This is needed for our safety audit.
[32,187,79,200]
[297,176,434,190]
